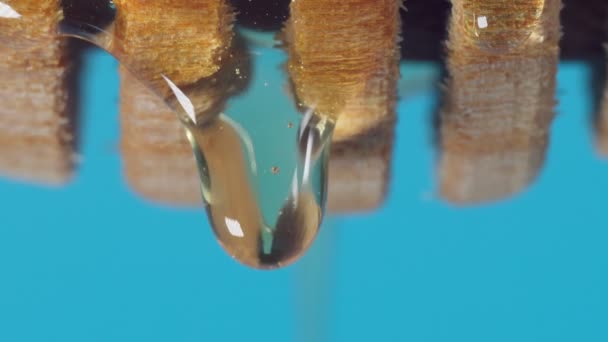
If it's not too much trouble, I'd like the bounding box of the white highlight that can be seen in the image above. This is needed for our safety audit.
[292,169,299,198]
[0,2,21,18]
[302,130,314,186]
[161,74,197,124]
[477,16,488,29]
[224,217,245,238]
[291,168,299,206]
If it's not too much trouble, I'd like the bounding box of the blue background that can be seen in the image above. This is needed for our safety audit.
[0,49,607,341]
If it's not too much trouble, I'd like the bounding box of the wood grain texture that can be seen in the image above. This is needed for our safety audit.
[438,0,561,204]
[0,0,64,67]
[285,0,401,140]
[284,0,400,211]
[0,0,75,185]
[114,0,234,88]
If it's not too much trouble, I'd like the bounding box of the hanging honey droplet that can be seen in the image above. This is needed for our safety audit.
[185,112,332,269]
[460,0,545,54]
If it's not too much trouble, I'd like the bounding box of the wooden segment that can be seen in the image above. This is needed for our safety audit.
[114,0,234,88]
[439,0,560,204]
[284,0,400,211]
[285,0,401,141]
[327,124,394,213]
[0,0,75,185]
